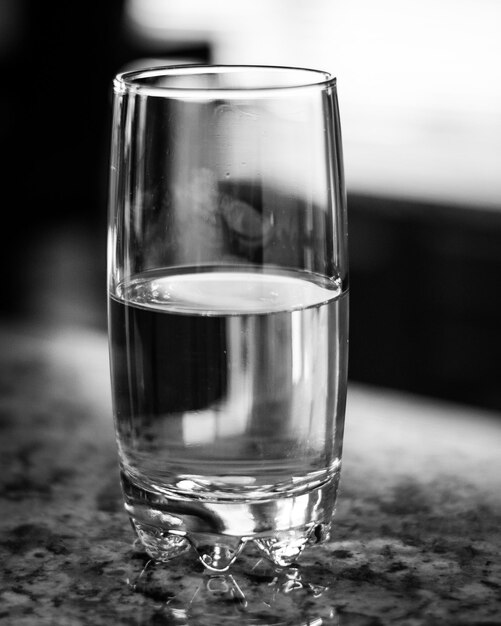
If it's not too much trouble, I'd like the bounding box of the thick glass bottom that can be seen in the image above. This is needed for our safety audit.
[121,470,339,572]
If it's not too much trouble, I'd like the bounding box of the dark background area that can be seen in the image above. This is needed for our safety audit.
[349,195,501,411]
[1,2,500,411]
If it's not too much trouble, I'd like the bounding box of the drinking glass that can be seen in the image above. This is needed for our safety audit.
[107,65,348,572]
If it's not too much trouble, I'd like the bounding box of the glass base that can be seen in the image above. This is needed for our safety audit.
[121,470,338,572]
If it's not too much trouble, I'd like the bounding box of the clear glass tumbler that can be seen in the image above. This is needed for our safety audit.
[107,65,349,572]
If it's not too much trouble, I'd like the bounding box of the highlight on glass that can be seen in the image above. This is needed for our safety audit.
[107,65,349,572]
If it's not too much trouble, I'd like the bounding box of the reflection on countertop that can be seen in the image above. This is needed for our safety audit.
[1,324,501,625]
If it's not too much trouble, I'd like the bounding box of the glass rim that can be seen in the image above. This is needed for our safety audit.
[113,64,337,97]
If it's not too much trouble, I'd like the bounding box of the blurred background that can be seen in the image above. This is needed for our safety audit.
[1,0,500,410]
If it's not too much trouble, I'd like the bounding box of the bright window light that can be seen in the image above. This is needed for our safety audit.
[125,0,501,209]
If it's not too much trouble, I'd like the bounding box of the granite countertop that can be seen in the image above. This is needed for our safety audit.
[1,324,501,625]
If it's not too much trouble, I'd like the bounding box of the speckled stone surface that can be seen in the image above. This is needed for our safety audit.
[1,325,501,625]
